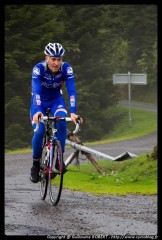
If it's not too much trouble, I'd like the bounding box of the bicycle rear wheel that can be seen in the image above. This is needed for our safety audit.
[39,146,49,200]
[49,140,64,206]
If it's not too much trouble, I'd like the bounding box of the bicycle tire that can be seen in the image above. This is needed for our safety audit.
[39,146,49,200]
[49,140,64,206]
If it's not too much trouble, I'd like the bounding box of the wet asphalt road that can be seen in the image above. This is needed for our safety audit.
[5,130,158,237]
[4,103,158,237]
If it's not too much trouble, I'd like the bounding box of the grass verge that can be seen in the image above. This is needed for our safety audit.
[5,107,157,153]
[63,152,157,196]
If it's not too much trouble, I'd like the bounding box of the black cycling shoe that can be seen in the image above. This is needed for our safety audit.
[30,164,40,183]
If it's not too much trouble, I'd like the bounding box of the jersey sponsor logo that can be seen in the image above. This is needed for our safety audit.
[67,67,73,75]
[41,81,64,88]
[44,73,62,80]
[36,94,40,100]
[36,100,41,105]
[55,73,62,78]
[33,67,40,75]
[44,74,52,80]
[70,95,75,107]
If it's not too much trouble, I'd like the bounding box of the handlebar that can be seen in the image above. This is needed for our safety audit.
[34,115,81,135]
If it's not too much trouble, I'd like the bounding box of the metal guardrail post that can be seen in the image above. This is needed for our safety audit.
[65,130,105,174]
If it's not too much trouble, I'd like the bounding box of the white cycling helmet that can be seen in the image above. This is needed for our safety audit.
[44,43,65,57]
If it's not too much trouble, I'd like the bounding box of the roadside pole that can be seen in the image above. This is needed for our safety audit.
[113,72,147,127]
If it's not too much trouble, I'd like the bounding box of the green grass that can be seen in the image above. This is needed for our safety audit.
[5,106,157,153]
[6,148,32,154]
[85,107,157,146]
[107,107,157,139]
[5,105,157,196]
[63,153,157,196]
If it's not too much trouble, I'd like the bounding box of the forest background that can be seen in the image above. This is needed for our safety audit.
[5,4,157,150]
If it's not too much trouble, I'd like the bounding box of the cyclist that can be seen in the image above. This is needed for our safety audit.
[30,42,83,183]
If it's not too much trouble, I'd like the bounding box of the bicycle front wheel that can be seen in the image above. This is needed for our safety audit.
[49,140,64,206]
[39,147,49,200]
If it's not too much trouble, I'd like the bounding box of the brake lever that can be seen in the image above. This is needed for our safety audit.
[73,116,81,134]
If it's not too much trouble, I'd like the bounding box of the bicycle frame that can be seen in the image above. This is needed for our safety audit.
[46,118,62,174]
[42,115,73,168]
[36,108,81,205]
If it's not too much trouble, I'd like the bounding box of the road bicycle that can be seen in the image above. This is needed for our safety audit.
[34,108,81,206]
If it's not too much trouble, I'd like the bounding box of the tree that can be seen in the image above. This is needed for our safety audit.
[5,4,157,149]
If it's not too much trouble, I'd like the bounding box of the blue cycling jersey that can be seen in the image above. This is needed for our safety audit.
[31,60,77,113]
